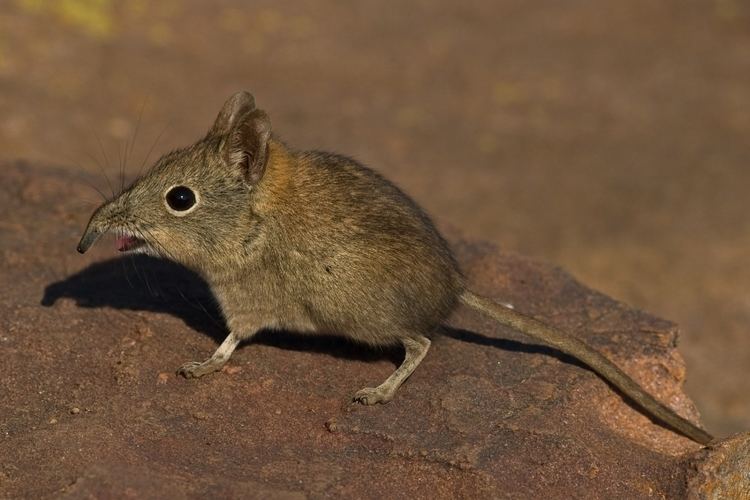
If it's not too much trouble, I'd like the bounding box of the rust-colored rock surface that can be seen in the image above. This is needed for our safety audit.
[686,432,750,500]
[0,161,741,498]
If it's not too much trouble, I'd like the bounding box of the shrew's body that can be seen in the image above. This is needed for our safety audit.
[78,92,713,444]
[212,147,462,349]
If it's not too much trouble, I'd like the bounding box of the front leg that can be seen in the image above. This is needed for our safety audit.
[177,331,243,379]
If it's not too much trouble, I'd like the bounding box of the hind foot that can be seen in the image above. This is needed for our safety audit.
[353,386,394,405]
[352,335,431,405]
[177,359,224,379]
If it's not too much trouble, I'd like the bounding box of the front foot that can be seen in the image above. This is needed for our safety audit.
[353,386,394,405]
[177,359,223,379]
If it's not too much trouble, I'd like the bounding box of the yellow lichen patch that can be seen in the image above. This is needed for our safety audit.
[16,0,114,39]
[16,0,45,12]
[57,0,113,37]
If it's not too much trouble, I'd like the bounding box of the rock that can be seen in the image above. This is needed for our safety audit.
[0,162,745,498]
[685,432,750,499]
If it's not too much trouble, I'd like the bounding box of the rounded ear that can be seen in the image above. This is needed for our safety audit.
[222,109,272,185]
[209,91,256,137]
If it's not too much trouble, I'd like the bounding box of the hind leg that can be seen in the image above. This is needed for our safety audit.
[353,334,431,405]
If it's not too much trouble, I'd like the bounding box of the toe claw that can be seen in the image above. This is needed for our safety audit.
[177,361,205,379]
[353,387,392,405]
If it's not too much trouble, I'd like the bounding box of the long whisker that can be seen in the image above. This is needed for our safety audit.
[80,177,108,201]
[175,286,223,328]
[133,219,223,328]
[118,139,126,194]
[132,219,222,327]
[120,255,135,290]
[83,150,115,200]
[126,99,147,185]
[129,251,155,297]
[130,226,170,301]
[120,103,140,193]
[92,128,116,198]
[69,199,103,210]
[136,120,170,180]
[57,149,111,202]
[131,222,158,253]
[132,219,178,263]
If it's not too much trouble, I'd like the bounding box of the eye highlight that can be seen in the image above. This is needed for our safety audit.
[164,185,198,215]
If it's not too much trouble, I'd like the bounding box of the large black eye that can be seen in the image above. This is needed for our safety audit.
[166,186,196,212]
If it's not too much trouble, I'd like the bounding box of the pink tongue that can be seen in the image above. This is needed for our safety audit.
[116,235,136,252]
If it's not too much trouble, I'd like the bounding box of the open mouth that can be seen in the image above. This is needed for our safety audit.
[115,233,147,252]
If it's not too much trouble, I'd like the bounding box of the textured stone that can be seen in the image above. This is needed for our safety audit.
[685,432,750,500]
[0,162,741,498]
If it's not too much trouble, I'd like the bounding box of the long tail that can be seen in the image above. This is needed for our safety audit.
[460,290,714,445]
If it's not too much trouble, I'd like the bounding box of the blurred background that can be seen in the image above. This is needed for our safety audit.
[0,0,747,436]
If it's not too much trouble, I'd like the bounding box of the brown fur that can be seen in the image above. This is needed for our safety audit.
[77,91,713,443]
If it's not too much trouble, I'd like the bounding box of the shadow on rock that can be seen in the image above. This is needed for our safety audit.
[41,255,402,364]
[442,327,690,434]
[441,327,587,371]
[42,255,228,341]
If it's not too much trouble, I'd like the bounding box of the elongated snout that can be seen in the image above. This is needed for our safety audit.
[76,202,114,253]
[76,223,102,253]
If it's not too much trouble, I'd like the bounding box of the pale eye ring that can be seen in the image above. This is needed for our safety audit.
[164,185,200,216]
